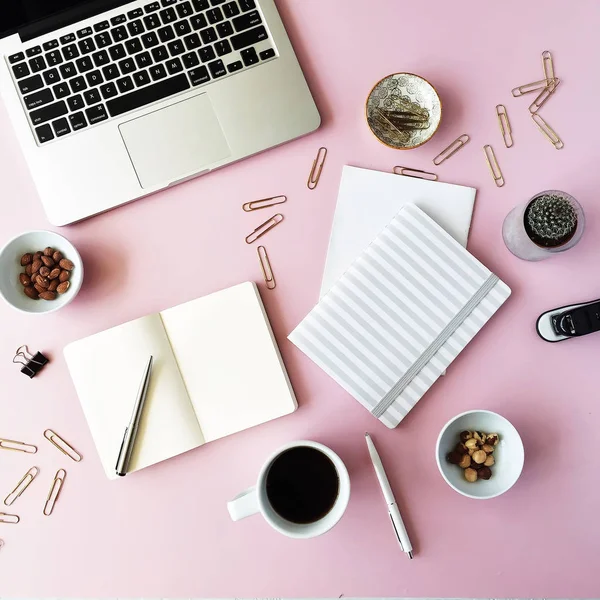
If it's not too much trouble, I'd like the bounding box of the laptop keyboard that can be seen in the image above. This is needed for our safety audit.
[7,0,276,145]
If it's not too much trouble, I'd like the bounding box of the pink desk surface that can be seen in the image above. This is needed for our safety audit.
[1,0,600,596]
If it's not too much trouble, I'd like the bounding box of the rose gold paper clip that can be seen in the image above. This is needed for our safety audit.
[483,145,505,187]
[0,512,20,524]
[307,147,327,189]
[432,134,470,165]
[542,50,556,81]
[43,429,82,462]
[512,78,555,97]
[529,78,560,114]
[43,469,66,516]
[242,195,287,212]
[257,246,276,290]
[496,105,513,148]
[0,438,37,454]
[245,214,284,244]
[393,166,438,181]
[531,113,564,149]
[4,467,39,506]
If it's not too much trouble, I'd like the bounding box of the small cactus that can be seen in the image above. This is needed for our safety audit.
[525,193,578,247]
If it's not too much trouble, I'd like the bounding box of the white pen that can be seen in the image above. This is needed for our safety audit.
[365,432,414,559]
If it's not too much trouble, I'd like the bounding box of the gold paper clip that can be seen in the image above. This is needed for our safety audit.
[43,469,66,516]
[43,429,82,462]
[4,467,39,506]
[242,195,287,212]
[0,512,20,524]
[393,166,438,181]
[245,214,284,244]
[496,105,513,148]
[542,50,555,81]
[432,134,470,166]
[257,246,276,290]
[529,78,561,114]
[307,147,327,190]
[512,78,555,97]
[0,438,37,454]
[531,113,564,149]
[483,144,505,187]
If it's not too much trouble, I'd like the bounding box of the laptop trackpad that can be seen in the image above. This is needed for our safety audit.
[119,93,231,188]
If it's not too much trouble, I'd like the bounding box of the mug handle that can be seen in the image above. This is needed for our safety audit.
[227,486,259,521]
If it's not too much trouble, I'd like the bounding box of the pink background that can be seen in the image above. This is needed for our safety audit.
[1,0,599,596]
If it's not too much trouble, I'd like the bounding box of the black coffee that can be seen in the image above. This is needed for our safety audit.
[266,446,339,524]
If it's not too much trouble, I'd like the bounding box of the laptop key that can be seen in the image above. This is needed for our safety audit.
[230,25,267,50]
[259,48,275,60]
[161,0,177,5]
[166,57,184,74]
[19,74,44,94]
[59,62,77,78]
[117,76,135,93]
[70,76,87,93]
[35,124,54,143]
[149,64,167,80]
[77,27,93,38]
[93,50,110,67]
[109,44,127,60]
[63,44,79,60]
[192,0,210,10]
[112,14,128,24]
[85,104,108,125]
[136,52,153,68]
[46,50,63,66]
[95,32,112,48]
[145,1,160,11]
[232,10,261,31]
[43,68,60,85]
[176,1,193,18]
[207,7,224,23]
[30,100,68,125]
[184,33,201,50]
[9,52,25,64]
[191,14,208,30]
[133,70,151,87]
[126,9,142,20]
[239,0,255,11]
[24,88,54,110]
[215,39,231,56]
[158,25,176,42]
[216,21,233,38]
[208,59,226,77]
[12,63,30,79]
[211,0,226,5]
[52,117,71,137]
[84,88,102,105]
[240,46,258,66]
[94,20,110,32]
[69,112,88,131]
[26,46,42,57]
[142,32,160,48]
[144,14,161,30]
[198,46,216,62]
[29,56,47,73]
[159,7,177,23]
[167,40,186,55]
[76,56,94,72]
[100,82,119,99]
[126,38,144,54]
[222,2,240,18]
[227,60,242,73]
[60,33,76,44]
[79,38,96,54]
[188,66,210,85]
[128,20,146,36]
[174,21,192,36]
[151,46,169,62]
[67,94,85,111]
[102,64,120,81]
[182,52,200,68]
[119,57,137,74]
[43,40,60,51]
[86,70,104,86]
[112,26,129,42]
[53,82,70,98]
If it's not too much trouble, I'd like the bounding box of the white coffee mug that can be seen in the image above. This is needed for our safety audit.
[227,440,350,539]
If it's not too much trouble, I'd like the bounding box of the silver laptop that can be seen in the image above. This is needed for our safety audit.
[0,0,320,225]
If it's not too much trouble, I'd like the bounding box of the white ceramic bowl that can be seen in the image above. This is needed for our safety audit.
[0,230,83,314]
[436,410,524,500]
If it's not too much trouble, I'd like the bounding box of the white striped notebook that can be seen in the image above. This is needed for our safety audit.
[289,204,511,428]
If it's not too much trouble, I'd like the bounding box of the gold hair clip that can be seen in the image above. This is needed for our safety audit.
[257,246,276,290]
[43,469,66,517]
[531,113,564,149]
[0,512,20,524]
[4,467,39,506]
[245,214,284,244]
[529,78,560,114]
[307,147,327,190]
[0,438,37,454]
[242,195,287,212]
[43,429,82,462]
[496,105,513,148]
[393,166,438,181]
[432,134,470,166]
[483,145,505,187]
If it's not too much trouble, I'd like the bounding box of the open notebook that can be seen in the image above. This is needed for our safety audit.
[290,204,511,428]
[64,282,297,479]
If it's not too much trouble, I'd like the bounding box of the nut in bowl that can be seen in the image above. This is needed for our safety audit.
[0,231,83,314]
[436,410,524,500]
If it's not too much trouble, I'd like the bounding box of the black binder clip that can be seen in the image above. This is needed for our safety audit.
[13,345,49,378]
[536,298,600,343]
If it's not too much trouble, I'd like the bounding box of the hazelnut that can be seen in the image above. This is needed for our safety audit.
[478,466,492,480]
[484,454,495,467]
[465,438,478,449]
[464,468,478,482]
[455,443,468,455]
[473,431,483,443]
[447,451,462,465]
[482,444,494,454]
[472,450,487,464]
[470,461,483,470]
[487,434,499,446]
[458,454,471,469]
[459,430,472,442]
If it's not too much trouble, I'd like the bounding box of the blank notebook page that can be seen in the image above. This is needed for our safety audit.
[160,282,297,442]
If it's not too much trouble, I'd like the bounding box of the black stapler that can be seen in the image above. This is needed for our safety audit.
[536,298,600,342]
